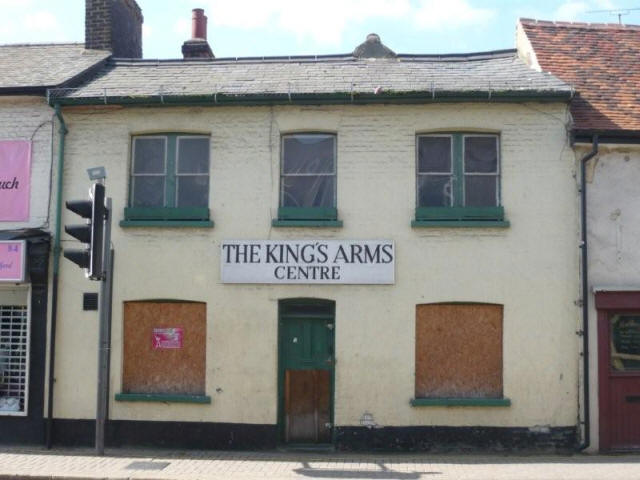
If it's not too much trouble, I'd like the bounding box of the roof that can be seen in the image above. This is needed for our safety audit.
[520,19,640,133]
[0,43,111,92]
[48,49,572,106]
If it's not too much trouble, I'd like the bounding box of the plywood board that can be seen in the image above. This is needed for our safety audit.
[123,301,206,395]
[415,303,502,398]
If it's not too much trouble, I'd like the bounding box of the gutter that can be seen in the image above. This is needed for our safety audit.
[578,134,598,451]
[0,86,49,96]
[47,89,573,108]
[574,129,640,145]
[46,103,68,449]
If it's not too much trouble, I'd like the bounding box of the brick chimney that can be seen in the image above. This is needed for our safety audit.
[182,9,214,59]
[85,0,143,58]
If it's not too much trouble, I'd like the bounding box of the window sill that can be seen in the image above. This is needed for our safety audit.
[272,219,343,228]
[412,220,509,228]
[410,397,511,407]
[120,220,214,228]
[0,411,27,417]
[115,393,211,404]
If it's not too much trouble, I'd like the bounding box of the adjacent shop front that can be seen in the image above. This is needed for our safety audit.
[0,232,50,444]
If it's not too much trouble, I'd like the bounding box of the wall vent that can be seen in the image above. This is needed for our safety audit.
[83,293,99,311]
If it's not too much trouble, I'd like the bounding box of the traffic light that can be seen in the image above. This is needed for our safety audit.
[64,183,106,280]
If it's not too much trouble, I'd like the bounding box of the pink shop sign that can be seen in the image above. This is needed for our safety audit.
[0,240,26,282]
[0,140,31,222]
[152,328,183,349]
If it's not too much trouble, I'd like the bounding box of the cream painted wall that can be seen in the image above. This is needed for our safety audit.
[0,97,55,231]
[577,144,640,451]
[55,103,580,429]
[515,22,541,72]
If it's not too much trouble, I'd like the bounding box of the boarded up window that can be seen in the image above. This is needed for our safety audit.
[123,301,206,395]
[415,303,503,398]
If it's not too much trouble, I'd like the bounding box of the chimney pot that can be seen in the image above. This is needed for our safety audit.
[182,7,214,59]
[192,8,207,40]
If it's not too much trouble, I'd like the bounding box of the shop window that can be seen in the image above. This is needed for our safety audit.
[413,303,509,406]
[413,133,507,227]
[273,134,342,227]
[0,303,29,416]
[122,135,212,227]
[118,300,209,402]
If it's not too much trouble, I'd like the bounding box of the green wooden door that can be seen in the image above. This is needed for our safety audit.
[278,309,334,445]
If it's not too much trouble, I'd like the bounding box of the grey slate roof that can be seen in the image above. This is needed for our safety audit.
[49,49,572,105]
[0,43,110,90]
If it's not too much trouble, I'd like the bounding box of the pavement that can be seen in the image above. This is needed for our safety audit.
[1,447,640,480]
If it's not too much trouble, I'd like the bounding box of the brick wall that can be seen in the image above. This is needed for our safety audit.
[85,0,143,58]
[85,0,111,51]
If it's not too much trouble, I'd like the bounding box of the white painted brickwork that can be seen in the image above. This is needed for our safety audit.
[56,103,580,429]
[580,144,640,451]
[0,97,55,230]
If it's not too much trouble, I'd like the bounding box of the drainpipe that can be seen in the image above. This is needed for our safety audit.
[578,134,598,451]
[46,104,67,449]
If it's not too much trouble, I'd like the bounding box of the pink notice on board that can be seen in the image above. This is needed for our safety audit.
[0,241,26,282]
[0,140,31,222]
[152,328,183,349]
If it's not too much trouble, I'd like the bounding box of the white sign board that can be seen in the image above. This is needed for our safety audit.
[221,240,394,284]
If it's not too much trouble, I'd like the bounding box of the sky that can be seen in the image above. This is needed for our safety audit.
[0,0,639,58]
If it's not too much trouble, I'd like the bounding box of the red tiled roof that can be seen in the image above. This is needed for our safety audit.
[520,19,640,132]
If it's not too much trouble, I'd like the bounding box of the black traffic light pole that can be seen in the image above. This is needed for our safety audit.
[95,197,112,456]
[63,183,112,456]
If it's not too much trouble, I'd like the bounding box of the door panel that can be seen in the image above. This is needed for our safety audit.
[609,378,640,449]
[279,310,334,445]
[282,317,333,370]
[285,369,331,443]
[599,311,640,450]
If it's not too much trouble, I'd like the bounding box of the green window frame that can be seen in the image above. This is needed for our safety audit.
[273,133,342,228]
[122,134,213,227]
[412,133,508,228]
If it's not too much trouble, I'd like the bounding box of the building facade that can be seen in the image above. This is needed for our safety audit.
[0,44,111,443]
[0,0,141,445]
[519,19,640,452]
[45,30,583,450]
[0,89,56,443]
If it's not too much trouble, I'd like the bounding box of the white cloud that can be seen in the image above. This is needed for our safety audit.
[277,0,411,45]
[201,0,411,46]
[201,0,494,46]
[594,0,616,8]
[553,1,590,21]
[24,10,59,32]
[172,18,190,37]
[0,0,31,5]
[0,22,17,39]
[413,0,495,30]
[143,24,153,40]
